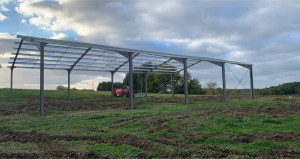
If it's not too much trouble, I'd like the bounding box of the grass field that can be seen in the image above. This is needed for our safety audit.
[0,88,299,158]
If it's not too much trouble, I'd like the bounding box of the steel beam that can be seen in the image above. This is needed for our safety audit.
[222,63,226,101]
[171,73,174,98]
[249,66,254,100]
[183,58,188,104]
[38,43,45,116]
[111,71,114,98]
[68,70,70,100]
[145,73,147,97]
[129,53,133,109]
[10,68,13,102]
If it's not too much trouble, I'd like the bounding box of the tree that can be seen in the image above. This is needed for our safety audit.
[173,72,205,95]
[56,85,67,90]
[205,81,218,95]
[123,62,205,95]
[258,82,300,95]
[97,81,123,91]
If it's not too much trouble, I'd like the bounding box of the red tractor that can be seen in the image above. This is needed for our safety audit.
[113,85,135,97]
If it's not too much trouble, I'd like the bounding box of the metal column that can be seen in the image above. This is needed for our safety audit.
[111,71,114,98]
[222,63,226,101]
[10,68,13,102]
[183,59,188,104]
[68,70,70,100]
[129,53,133,109]
[171,73,174,97]
[39,43,45,116]
[144,73,147,97]
[249,66,254,100]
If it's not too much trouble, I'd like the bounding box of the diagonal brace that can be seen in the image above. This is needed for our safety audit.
[176,60,201,74]
[226,64,248,89]
[113,53,140,73]
[11,39,23,69]
[68,47,91,71]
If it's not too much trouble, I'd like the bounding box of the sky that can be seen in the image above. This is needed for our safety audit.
[0,0,299,90]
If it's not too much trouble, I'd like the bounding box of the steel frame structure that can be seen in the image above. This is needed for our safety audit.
[9,35,254,116]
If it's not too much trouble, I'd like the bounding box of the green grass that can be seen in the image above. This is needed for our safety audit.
[85,143,144,157]
[0,142,39,154]
[192,115,300,134]
[0,88,299,158]
[194,137,300,154]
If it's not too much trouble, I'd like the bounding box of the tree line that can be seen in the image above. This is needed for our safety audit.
[97,71,206,95]
[257,82,300,95]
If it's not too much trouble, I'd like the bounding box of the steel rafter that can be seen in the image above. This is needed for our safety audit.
[17,35,252,67]
[146,58,173,75]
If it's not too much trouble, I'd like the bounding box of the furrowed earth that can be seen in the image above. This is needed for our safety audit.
[0,89,299,158]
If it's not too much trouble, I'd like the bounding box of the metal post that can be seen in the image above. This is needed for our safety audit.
[111,71,114,98]
[249,66,254,100]
[222,63,226,101]
[68,70,70,100]
[183,59,188,104]
[171,73,174,97]
[144,73,147,97]
[10,68,13,102]
[39,43,45,116]
[129,53,133,109]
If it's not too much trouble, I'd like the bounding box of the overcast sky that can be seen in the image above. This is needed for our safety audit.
[0,0,299,90]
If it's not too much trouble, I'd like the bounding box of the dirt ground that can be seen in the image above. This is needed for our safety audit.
[0,95,225,115]
[1,95,300,158]
[0,129,299,158]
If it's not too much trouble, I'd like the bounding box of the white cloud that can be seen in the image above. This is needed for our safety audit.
[0,12,6,21]
[0,33,16,88]
[206,46,221,54]
[51,33,73,40]
[1,6,10,11]
[0,0,12,5]
[20,19,26,23]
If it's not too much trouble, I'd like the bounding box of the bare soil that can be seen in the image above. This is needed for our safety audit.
[1,130,299,158]
[1,95,300,158]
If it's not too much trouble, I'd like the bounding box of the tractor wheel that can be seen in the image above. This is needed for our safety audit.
[121,93,128,98]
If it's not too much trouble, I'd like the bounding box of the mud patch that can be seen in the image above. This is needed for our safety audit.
[0,151,106,159]
[0,130,109,144]
[182,131,300,143]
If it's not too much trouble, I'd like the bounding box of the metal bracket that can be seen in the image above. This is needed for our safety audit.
[209,61,223,67]
[116,51,130,59]
[22,37,47,51]
[111,71,116,76]
[173,57,185,64]
[237,64,252,69]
